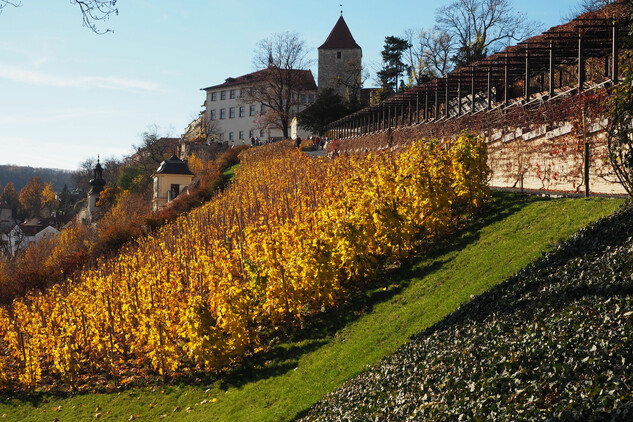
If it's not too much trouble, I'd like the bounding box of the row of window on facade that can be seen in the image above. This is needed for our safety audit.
[210,89,315,104]
[214,129,263,142]
[210,104,262,121]
[210,88,248,101]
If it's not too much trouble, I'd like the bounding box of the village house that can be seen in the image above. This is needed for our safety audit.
[152,154,195,212]
[2,218,60,255]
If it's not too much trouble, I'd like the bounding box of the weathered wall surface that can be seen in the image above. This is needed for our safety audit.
[318,48,362,99]
[330,121,627,196]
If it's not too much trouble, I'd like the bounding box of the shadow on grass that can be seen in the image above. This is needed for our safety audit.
[213,192,540,390]
[0,192,539,402]
[414,198,633,339]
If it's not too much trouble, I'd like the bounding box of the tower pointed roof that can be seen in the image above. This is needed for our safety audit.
[319,15,361,50]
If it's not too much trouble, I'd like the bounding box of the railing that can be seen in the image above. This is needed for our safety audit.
[326,6,628,140]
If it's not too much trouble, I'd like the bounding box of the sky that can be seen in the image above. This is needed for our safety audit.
[0,0,582,171]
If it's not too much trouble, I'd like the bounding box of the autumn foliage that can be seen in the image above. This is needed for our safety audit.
[0,147,248,305]
[0,134,489,390]
[18,177,58,218]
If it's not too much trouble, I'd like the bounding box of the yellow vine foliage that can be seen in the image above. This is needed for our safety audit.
[0,132,489,389]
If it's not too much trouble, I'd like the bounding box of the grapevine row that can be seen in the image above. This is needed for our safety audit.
[0,133,489,390]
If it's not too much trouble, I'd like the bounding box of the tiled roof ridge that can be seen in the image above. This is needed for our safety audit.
[319,15,361,50]
[202,68,316,91]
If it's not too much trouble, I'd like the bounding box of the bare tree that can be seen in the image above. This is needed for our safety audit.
[132,125,178,172]
[566,0,616,19]
[335,60,370,105]
[204,118,222,143]
[436,0,539,69]
[404,28,454,84]
[249,31,315,139]
[72,156,121,192]
[0,0,118,34]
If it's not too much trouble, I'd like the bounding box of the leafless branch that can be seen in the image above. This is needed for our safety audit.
[0,1,117,34]
[249,31,314,138]
[436,0,541,68]
[71,0,118,34]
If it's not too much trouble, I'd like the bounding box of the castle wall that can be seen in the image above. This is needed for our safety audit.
[327,122,627,197]
[318,47,362,100]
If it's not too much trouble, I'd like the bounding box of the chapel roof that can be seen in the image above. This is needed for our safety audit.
[155,155,195,176]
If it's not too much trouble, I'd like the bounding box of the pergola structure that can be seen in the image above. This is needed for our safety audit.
[326,5,629,139]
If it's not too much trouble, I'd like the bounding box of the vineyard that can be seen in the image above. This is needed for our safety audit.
[0,135,489,390]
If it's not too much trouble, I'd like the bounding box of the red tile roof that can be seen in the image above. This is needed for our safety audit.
[202,68,317,91]
[319,15,361,50]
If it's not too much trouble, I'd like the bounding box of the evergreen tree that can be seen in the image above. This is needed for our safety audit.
[297,88,362,135]
[59,184,72,215]
[377,36,411,92]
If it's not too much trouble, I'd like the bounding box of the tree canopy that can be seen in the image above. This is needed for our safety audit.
[377,36,411,92]
[436,0,538,69]
[297,88,362,135]
[1,182,19,211]
[249,31,314,139]
[18,177,58,218]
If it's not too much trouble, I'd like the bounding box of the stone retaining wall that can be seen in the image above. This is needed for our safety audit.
[330,121,627,196]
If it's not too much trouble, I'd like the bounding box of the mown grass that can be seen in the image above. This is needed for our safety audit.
[221,163,239,185]
[0,193,623,421]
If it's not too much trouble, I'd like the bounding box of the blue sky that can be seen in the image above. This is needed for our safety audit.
[0,0,580,170]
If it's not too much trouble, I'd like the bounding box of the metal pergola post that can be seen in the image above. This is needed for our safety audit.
[415,93,420,124]
[445,81,449,118]
[525,50,531,101]
[487,68,492,110]
[549,41,555,96]
[504,54,509,107]
[471,73,476,113]
[578,34,585,91]
[424,92,429,121]
[458,76,462,115]
[381,105,385,130]
[612,22,619,83]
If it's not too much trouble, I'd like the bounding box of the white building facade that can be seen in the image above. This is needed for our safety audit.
[201,68,317,145]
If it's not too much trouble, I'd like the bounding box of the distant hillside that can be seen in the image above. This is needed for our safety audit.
[0,164,75,192]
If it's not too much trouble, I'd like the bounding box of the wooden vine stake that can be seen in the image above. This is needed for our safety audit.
[106,296,118,388]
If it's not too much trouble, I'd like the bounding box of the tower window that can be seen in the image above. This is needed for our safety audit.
[337,51,341,59]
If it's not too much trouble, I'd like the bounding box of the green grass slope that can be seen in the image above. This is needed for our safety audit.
[0,193,623,421]
[300,201,633,421]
